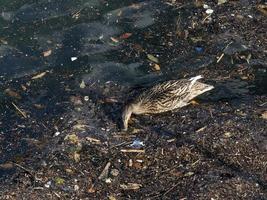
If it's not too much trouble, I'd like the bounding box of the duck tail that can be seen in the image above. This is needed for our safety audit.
[189,75,203,88]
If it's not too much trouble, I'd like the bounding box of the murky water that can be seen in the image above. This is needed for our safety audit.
[0,0,168,80]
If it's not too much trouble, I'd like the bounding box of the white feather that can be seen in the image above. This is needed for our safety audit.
[189,75,203,88]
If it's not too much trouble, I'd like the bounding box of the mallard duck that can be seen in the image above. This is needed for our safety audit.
[122,75,214,131]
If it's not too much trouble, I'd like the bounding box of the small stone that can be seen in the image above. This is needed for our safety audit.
[74,184,79,191]
[129,159,133,167]
[203,4,209,9]
[84,96,89,101]
[54,131,60,137]
[206,9,214,14]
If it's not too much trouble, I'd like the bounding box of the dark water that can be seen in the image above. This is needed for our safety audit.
[0,0,169,81]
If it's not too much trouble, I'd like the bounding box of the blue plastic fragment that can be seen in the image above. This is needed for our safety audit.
[195,46,204,53]
[130,138,145,148]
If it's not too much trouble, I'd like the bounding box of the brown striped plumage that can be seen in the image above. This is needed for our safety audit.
[122,75,214,131]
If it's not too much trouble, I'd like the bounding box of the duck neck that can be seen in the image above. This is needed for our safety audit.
[122,105,133,131]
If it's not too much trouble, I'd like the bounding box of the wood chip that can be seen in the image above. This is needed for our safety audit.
[120,183,142,190]
[42,49,52,57]
[119,32,132,39]
[31,71,47,80]
[110,37,119,43]
[196,126,207,133]
[98,162,111,180]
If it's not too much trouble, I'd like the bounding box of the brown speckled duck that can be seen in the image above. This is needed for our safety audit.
[122,75,214,131]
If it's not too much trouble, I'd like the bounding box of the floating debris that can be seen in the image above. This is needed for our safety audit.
[31,71,47,80]
[147,54,159,63]
[71,57,78,61]
[42,49,52,57]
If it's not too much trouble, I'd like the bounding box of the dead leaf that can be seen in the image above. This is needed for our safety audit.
[0,162,14,169]
[218,0,227,5]
[80,80,86,88]
[73,151,80,162]
[42,49,52,57]
[64,134,79,144]
[65,168,74,174]
[87,185,96,193]
[4,88,21,99]
[108,195,116,200]
[257,4,267,16]
[21,84,27,91]
[110,37,119,43]
[261,111,267,120]
[119,33,132,39]
[147,54,159,63]
[31,71,47,80]
[133,44,144,52]
[152,63,160,71]
[190,100,199,105]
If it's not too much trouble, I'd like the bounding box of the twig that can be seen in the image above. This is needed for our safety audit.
[120,149,145,153]
[12,102,27,118]
[217,41,233,63]
[259,102,267,107]
[13,162,35,178]
[196,126,207,133]
[216,53,225,63]
[163,182,181,196]
[86,137,101,144]
[202,13,212,23]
